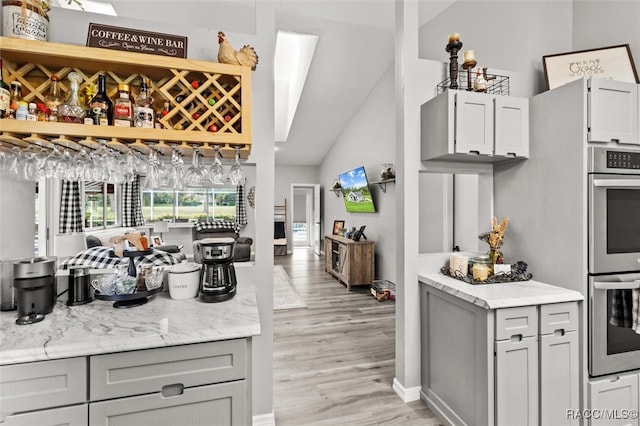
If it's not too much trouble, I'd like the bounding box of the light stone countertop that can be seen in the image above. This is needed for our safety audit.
[0,281,260,366]
[418,252,583,310]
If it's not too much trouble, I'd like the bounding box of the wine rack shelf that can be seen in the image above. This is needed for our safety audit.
[0,36,252,159]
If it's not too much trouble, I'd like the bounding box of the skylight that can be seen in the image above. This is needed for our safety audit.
[49,0,117,16]
[274,30,319,143]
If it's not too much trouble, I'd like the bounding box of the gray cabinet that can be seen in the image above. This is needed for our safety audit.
[420,284,580,426]
[0,339,251,426]
[588,373,639,426]
[539,302,580,426]
[494,306,538,426]
[421,90,529,162]
[588,78,639,144]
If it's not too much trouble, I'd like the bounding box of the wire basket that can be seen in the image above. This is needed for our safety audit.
[437,70,510,96]
[371,280,396,301]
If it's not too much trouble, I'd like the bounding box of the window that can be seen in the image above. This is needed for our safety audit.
[142,188,236,222]
[84,181,118,229]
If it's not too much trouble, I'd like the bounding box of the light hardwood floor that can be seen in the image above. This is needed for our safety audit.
[273,247,442,426]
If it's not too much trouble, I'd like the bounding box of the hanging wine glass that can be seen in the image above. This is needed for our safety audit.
[209,145,228,185]
[228,146,245,185]
[184,145,206,187]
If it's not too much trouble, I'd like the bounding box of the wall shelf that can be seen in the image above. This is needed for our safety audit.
[330,188,342,197]
[371,178,395,193]
[0,36,252,159]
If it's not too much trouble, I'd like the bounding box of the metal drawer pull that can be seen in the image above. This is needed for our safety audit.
[593,280,640,290]
[467,150,481,156]
[161,383,185,397]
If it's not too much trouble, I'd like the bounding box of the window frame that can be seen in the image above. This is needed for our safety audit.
[142,187,237,223]
[83,181,122,230]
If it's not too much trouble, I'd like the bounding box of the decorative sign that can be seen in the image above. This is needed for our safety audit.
[86,23,187,58]
[543,44,639,90]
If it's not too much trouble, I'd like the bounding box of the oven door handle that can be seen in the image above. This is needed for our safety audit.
[594,280,640,290]
[592,179,640,189]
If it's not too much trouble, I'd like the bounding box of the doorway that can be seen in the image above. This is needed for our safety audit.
[290,184,321,255]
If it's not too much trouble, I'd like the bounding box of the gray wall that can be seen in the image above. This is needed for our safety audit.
[319,64,397,283]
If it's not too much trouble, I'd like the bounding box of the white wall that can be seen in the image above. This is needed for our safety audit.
[319,64,397,282]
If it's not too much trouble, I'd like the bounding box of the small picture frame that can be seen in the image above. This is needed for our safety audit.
[332,220,345,235]
[352,225,367,242]
[543,44,639,90]
[151,236,164,247]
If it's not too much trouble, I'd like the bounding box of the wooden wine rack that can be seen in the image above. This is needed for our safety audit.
[0,36,252,159]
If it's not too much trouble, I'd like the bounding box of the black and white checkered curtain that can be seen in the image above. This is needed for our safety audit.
[60,180,84,233]
[122,175,145,227]
[235,184,247,227]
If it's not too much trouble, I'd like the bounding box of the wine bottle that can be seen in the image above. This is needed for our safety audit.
[90,74,113,125]
[0,59,9,118]
[134,78,154,128]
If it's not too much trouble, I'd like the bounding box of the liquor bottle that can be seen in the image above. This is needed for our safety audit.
[26,103,37,121]
[9,81,22,114]
[113,83,133,127]
[90,74,113,126]
[44,74,63,122]
[0,59,9,118]
[134,78,154,128]
[57,72,86,124]
[474,68,487,92]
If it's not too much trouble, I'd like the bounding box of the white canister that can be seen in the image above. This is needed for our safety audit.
[167,262,201,300]
[449,254,469,276]
[2,2,49,42]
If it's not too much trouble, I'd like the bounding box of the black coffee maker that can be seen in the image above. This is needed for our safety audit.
[193,238,237,302]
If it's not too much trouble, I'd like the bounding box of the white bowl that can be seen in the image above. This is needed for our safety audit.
[167,263,201,300]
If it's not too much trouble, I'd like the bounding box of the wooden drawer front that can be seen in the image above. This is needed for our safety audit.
[495,306,538,340]
[540,302,578,335]
[90,340,246,401]
[0,357,86,416]
[89,381,246,426]
[3,404,88,426]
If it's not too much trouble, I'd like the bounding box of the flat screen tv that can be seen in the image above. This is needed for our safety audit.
[338,166,376,213]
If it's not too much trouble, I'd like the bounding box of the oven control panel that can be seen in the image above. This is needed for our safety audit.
[607,150,640,169]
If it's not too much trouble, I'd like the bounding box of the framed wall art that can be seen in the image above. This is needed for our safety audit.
[542,44,639,90]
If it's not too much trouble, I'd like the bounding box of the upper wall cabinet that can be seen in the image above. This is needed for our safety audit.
[421,90,529,162]
[0,37,252,159]
[588,78,639,145]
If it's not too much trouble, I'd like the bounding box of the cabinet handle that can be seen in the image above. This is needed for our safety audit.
[510,334,523,342]
[161,383,185,397]
[611,138,620,143]
[553,329,566,337]
[505,152,517,158]
[467,150,480,156]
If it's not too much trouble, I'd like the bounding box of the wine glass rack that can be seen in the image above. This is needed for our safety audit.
[0,37,252,159]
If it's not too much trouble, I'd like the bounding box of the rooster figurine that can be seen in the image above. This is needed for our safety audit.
[217,31,259,71]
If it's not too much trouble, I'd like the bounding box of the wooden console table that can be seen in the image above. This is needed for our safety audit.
[324,234,374,291]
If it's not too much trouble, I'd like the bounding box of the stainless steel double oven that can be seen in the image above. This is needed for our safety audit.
[589,146,640,376]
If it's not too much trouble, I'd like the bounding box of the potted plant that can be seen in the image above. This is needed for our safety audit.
[2,0,82,42]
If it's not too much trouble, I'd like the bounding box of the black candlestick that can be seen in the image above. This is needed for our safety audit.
[445,39,463,90]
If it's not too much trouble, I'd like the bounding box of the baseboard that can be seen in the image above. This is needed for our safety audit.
[392,377,421,402]
[252,412,275,426]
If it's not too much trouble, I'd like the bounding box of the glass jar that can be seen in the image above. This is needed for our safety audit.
[470,254,492,282]
[381,163,395,180]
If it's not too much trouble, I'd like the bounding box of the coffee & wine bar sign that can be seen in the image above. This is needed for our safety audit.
[86,23,188,58]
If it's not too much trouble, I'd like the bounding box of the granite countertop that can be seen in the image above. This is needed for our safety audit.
[419,273,583,310]
[0,281,260,366]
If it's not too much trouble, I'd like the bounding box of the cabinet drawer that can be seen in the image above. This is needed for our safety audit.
[2,404,88,426]
[540,302,578,334]
[0,357,86,417]
[495,306,538,340]
[588,373,639,426]
[90,339,246,401]
[89,381,246,426]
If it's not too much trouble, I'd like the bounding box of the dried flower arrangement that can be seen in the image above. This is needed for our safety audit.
[479,216,509,264]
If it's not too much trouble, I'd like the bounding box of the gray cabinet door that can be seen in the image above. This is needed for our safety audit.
[494,96,529,158]
[89,381,246,426]
[2,404,87,426]
[540,331,579,426]
[455,91,494,156]
[588,78,639,144]
[495,336,538,426]
[589,373,639,426]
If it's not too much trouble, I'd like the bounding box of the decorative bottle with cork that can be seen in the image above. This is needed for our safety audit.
[134,78,154,128]
[57,72,86,124]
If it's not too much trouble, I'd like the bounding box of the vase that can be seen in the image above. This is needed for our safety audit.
[2,1,49,42]
[488,247,503,265]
